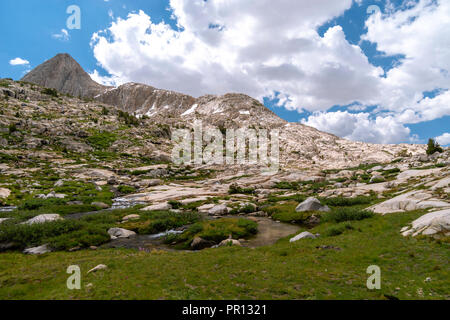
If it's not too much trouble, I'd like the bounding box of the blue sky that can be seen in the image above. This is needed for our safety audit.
[1,0,448,146]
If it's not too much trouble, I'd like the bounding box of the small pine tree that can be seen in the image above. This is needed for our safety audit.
[426,138,443,155]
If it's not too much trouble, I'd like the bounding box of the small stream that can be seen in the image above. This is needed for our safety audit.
[0,206,17,213]
[102,216,300,251]
[66,198,301,251]
[66,198,146,220]
[242,217,300,248]
[110,197,148,210]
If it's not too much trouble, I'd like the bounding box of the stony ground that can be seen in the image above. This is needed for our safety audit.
[0,78,449,299]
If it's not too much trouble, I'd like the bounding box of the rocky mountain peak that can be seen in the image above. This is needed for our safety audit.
[96,82,196,118]
[21,53,108,98]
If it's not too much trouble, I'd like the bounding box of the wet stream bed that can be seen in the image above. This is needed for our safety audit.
[66,198,301,251]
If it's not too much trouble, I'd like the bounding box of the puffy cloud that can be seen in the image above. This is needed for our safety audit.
[90,0,383,110]
[301,111,412,144]
[89,0,450,144]
[362,0,450,117]
[89,70,124,87]
[435,133,450,146]
[9,57,29,66]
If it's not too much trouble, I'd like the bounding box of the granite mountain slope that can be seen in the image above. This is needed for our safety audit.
[20,53,425,169]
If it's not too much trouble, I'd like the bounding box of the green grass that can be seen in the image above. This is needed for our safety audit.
[86,132,117,150]
[0,80,10,88]
[320,196,375,207]
[0,211,448,299]
[41,88,58,97]
[273,180,331,192]
[121,210,200,235]
[0,219,110,251]
[166,218,258,248]
[0,207,201,252]
[321,208,374,223]
[117,185,136,195]
[0,152,18,163]
[228,184,255,195]
[262,201,315,224]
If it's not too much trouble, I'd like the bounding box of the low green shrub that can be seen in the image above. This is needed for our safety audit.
[117,185,136,195]
[18,198,66,211]
[228,184,255,195]
[382,168,401,175]
[168,200,183,209]
[86,131,117,150]
[122,210,200,235]
[0,220,84,248]
[41,88,58,97]
[8,123,17,133]
[274,181,299,190]
[321,196,375,207]
[0,152,17,163]
[46,226,110,250]
[322,208,374,223]
[324,223,354,237]
[118,110,140,126]
[166,218,258,248]
[263,201,315,224]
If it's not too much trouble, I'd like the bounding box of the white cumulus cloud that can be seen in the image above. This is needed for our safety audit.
[435,133,450,146]
[301,111,413,144]
[90,0,384,111]
[9,57,29,66]
[89,0,450,144]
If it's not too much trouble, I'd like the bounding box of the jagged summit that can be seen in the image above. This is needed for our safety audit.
[21,53,107,98]
[22,54,286,128]
[97,82,196,118]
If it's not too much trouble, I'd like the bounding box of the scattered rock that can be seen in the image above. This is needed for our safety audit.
[401,209,450,238]
[0,242,18,252]
[429,177,450,191]
[87,264,107,274]
[197,203,216,212]
[67,200,83,205]
[191,237,215,250]
[0,218,11,224]
[37,191,67,199]
[248,211,268,217]
[108,228,136,239]
[369,174,385,183]
[24,244,51,255]
[60,137,93,154]
[289,231,318,242]
[218,239,242,247]
[0,188,11,199]
[122,214,140,222]
[369,190,450,214]
[142,202,171,211]
[24,214,63,225]
[368,165,383,172]
[138,179,162,187]
[304,214,321,227]
[295,197,330,212]
[208,204,229,216]
[54,179,65,187]
[91,201,110,209]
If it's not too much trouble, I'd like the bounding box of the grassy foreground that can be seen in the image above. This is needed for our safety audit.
[0,211,448,300]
